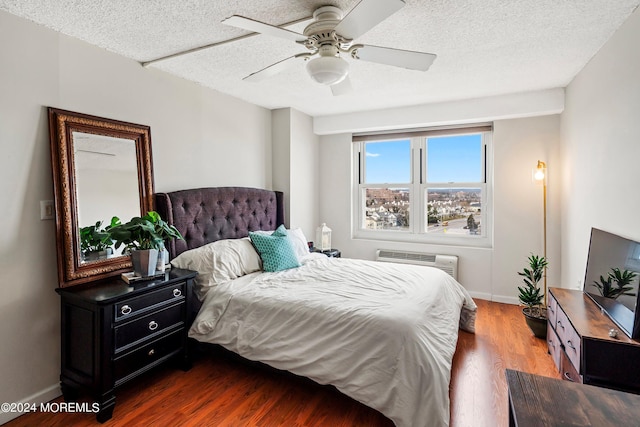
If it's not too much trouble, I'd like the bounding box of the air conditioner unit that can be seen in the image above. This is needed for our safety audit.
[375,250,458,280]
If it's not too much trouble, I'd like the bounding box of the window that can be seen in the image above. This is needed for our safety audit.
[353,125,492,246]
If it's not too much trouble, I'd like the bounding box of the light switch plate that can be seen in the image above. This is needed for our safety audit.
[40,200,54,220]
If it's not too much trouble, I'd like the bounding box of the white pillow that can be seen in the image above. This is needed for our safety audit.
[251,227,310,260]
[171,238,261,300]
[288,228,311,259]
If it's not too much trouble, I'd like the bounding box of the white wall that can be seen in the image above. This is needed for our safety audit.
[0,10,273,424]
[318,114,561,302]
[314,89,564,135]
[272,108,319,239]
[492,116,561,301]
[289,109,320,238]
[561,7,640,290]
[271,109,292,224]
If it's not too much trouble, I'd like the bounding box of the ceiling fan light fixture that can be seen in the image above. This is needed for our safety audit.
[306,55,349,85]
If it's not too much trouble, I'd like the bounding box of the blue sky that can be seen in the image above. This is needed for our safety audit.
[365,134,482,183]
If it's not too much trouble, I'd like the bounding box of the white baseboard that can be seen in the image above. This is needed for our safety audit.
[468,291,519,305]
[0,384,61,425]
[467,291,492,301]
[490,295,520,305]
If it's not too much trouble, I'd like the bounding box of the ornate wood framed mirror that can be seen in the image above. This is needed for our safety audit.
[48,108,154,287]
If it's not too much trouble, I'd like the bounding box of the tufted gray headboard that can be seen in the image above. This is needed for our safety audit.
[155,187,285,259]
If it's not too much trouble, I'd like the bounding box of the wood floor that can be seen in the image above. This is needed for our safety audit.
[6,299,559,427]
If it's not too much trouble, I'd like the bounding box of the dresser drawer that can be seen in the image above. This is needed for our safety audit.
[555,305,570,343]
[547,322,561,371]
[114,282,186,321]
[547,293,558,328]
[560,347,582,383]
[114,302,184,352]
[554,300,582,374]
[113,329,183,385]
[563,319,582,374]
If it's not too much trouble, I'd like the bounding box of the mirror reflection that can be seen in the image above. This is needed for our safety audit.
[73,132,140,263]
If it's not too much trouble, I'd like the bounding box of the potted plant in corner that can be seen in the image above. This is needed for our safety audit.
[79,220,114,261]
[517,254,549,338]
[107,211,182,277]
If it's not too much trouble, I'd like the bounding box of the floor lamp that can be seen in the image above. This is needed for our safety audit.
[534,160,547,306]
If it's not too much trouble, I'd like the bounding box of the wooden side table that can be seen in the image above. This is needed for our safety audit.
[506,369,640,426]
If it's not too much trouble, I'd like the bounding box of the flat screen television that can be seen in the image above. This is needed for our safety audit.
[583,228,640,339]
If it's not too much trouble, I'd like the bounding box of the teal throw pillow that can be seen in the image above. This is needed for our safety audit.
[272,224,287,237]
[249,226,300,272]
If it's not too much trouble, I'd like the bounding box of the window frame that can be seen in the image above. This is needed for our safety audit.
[352,125,493,248]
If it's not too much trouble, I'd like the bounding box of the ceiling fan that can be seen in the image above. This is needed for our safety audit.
[222,0,437,95]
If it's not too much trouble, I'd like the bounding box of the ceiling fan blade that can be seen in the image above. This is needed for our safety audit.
[353,45,436,71]
[222,15,307,43]
[334,0,405,40]
[244,53,311,82]
[331,76,353,96]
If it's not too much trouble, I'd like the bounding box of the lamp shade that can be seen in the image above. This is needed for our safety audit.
[306,56,349,85]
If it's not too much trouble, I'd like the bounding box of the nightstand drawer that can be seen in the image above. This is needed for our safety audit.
[113,330,183,385]
[114,302,184,352]
[114,282,186,321]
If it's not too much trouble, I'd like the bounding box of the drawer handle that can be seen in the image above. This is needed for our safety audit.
[557,320,564,330]
[121,305,132,315]
[148,349,155,357]
[148,321,159,331]
[566,340,576,351]
[563,372,575,382]
[173,288,182,297]
[548,306,555,313]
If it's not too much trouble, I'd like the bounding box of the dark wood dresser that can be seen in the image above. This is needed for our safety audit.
[507,369,640,426]
[547,287,640,392]
[56,268,197,422]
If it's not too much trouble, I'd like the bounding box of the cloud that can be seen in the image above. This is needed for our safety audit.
[366,152,380,157]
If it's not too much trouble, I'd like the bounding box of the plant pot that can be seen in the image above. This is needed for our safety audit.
[156,245,168,271]
[131,249,159,277]
[522,307,547,339]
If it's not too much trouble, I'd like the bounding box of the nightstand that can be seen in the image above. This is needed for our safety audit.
[55,268,197,422]
[312,248,341,258]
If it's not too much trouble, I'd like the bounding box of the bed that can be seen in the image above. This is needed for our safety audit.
[155,187,477,427]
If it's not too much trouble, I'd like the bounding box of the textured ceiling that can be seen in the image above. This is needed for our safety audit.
[1,0,638,117]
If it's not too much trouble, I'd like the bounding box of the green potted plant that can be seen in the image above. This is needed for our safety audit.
[79,220,114,261]
[517,254,549,338]
[594,267,638,299]
[107,211,182,277]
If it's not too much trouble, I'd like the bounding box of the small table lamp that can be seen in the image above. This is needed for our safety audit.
[316,223,332,251]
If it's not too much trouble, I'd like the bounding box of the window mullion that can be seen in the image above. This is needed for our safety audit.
[417,138,427,234]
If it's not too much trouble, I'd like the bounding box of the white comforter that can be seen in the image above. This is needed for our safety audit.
[189,254,477,427]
